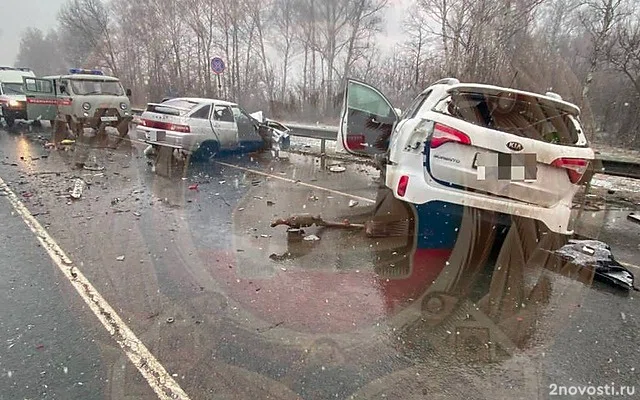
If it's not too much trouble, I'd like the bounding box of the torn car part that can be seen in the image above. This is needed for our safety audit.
[555,239,636,291]
[271,214,365,230]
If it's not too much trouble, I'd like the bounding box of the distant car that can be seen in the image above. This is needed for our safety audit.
[0,66,36,127]
[337,78,595,235]
[136,97,290,160]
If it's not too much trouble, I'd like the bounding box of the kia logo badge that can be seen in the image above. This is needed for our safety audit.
[506,141,524,151]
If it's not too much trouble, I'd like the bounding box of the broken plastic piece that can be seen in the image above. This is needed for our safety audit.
[71,179,84,199]
[627,213,640,224]
[188,184,199,191]
[329,166,346,173]
[304,234,320,241]
[556,239,637,291]
[349,200,359,207]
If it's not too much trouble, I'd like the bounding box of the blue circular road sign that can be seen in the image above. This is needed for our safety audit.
[211,57,225,74]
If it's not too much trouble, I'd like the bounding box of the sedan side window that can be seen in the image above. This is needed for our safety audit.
[191,104,211,119]
[213,105,234,122]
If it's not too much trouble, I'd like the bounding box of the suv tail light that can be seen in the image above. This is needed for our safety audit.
[397,175,409,197]
[430,123,471,148]
[551,158,589,184]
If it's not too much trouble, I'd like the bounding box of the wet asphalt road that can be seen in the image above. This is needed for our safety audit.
[0,177,155,399]
[0,123,639,399]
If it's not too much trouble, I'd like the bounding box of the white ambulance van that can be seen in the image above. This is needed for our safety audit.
[0,66,37,127]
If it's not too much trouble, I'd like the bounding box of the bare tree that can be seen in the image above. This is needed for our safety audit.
[58,0,119,74]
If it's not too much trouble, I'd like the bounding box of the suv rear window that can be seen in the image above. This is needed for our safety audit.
[434,91,580,145]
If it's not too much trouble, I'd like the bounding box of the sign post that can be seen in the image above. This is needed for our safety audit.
[210,57,225,94]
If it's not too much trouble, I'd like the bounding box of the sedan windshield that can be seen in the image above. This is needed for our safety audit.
[1,82,24,95]
[70,79,124,96]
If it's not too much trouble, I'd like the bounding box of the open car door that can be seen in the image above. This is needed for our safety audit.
[337,79,399,156]
[23,77,57,121]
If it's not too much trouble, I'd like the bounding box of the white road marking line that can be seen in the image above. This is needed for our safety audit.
[215,161,376,204]
[0,177,191,400]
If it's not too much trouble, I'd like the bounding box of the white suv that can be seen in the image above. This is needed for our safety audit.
[337,78,595,234]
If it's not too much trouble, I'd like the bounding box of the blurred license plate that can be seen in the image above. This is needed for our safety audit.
[146,130,166,142]
[100,116,118,122]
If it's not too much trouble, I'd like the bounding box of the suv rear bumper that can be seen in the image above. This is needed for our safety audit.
[386,161,575,235]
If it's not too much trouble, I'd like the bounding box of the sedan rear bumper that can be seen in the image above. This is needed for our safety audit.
[136,127,206,152]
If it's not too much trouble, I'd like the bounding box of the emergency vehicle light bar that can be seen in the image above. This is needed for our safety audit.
[70,68,104,75]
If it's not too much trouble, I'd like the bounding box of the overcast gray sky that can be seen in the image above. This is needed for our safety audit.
[0,0,67,65]
[0,0,408,66]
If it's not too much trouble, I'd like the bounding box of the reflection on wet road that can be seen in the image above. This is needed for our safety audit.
[0,125,639,399]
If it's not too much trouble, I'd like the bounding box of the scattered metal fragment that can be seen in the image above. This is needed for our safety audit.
[329,166,346,173]
[349,200,359,208]
[271,214,365,229]
[555,239,637,291]
[116,255,125,261]
[627,213,640,224]
[71,179,84,199]
[166,317,175,324]
[304,234,321,241]
[267,200,275,206]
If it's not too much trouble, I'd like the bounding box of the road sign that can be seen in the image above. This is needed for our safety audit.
[211,57,225,74]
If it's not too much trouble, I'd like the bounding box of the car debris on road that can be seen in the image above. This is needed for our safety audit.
[271,214,364,230]
[627,213,640,224]
[555,239,637,291]
[70,179,84,199]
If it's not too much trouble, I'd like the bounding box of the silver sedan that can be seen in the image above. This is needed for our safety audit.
[136,97,290,160]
